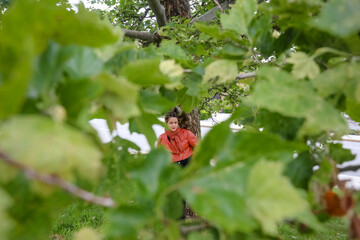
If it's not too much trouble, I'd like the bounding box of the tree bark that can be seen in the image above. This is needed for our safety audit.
[160,0,201,138]
[160,0,191,21]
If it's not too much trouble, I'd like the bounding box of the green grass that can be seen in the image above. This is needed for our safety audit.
[278,218,348,240]
[51,203,349,240]
[51,202,105,240]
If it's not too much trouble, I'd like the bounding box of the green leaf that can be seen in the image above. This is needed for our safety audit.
[106,205,152,239]
[130,149,171,195]
[247,66,348,137]
[0,115,102,183]
[215,131,306,167]
[284,152,314,189]
[329,143,355,164]
[346,99,360,122]
[163,191,184,220]
[129,113,162,149]
[312,0,360,38]
[0,188,13,240]
[287,52,320,79]
[203,60,238,84]
[221,0,257,37]
[157,39,187,60]
[54,4,120,47]
[64,47,104,80]
[31,42,72,98]
[247,160,308,235]
[100,74,140,122]
[180,163,258,233]
[310,63,360,103]
[121,59,170,86]
[139,90,175,115]
[176,88,201,113]
[58,79,104,121]
[191,121,232,169]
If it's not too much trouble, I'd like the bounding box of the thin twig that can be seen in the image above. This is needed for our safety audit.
[213,0,224,12]
[0,151,116,208]
[180,222,210,235]
[236,72,255,80]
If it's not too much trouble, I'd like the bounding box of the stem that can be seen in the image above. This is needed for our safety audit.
[147,0,167,27]
[0,151,116,208]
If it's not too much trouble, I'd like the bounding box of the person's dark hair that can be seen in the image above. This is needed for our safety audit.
[165,111,178,123]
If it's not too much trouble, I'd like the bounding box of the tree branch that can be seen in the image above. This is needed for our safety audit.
[191,0,234,23]
[236,72,255,80]
[0,151,116,208]
[122,29,155,42]
[180,223,210,235]
[147,0,167,27]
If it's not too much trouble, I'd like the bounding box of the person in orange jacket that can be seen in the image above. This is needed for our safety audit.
[157,111,198,167]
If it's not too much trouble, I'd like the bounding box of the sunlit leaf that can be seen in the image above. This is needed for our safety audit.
[0,115,102,183]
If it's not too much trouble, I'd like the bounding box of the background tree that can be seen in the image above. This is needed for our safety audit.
[1,0,360,239]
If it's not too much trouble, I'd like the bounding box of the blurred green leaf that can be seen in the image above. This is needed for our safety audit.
[287,52,320,79]
[215,131,306,167]
[346,99,360,122]
[64,47,104,80]
[0,115,102,183]
[180,163,258,233]
[139,90,175,115]
[0,188,13,240]
[203,60,238,84]
[54,4,120,47]
[284,152,314,189]
[106,205,152,239]
[100,74,140,122]
[121,59,170,86]
[329,143,355,164]
[221,0,257,37]
[247,66,348,137]
[312,0,360,37]
[129,112,162,149]
[131,149,171,195]
[192,121,232,169]
[157,39,187,60]
[31,42,72,98]
[247,160,308,235]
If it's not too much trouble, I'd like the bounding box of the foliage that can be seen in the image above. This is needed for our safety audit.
[0,0,360,239]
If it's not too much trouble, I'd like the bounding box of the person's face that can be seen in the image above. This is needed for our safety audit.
[167,117,179,131]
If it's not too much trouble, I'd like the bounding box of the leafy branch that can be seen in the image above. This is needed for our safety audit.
[0,151,116,208]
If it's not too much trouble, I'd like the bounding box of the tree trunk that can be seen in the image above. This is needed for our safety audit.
[173,107,201,139]
[160,0,200,139]
[160,0,191,21]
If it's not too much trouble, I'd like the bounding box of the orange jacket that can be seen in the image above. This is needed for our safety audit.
[157,128,198,162]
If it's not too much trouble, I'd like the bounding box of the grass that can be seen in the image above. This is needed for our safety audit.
[51,202,105,240]
[278,218,348,240]
[51,203,349,240]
